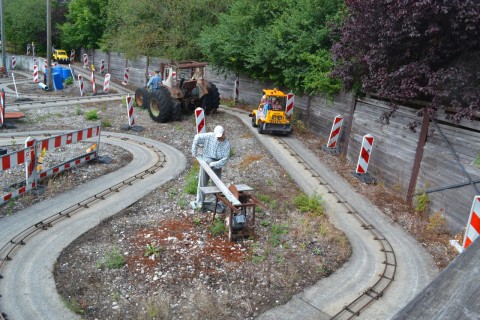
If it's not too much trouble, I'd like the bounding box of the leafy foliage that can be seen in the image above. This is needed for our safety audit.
[100,0,232,60]
[58,0,108,49]
[332,0,480,122]
[199,0,344,96]
[4,0,66,55]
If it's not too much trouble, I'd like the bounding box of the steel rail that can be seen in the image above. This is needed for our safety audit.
[274,137,397,320]
[0,135,166,320]
[9,93,126,110]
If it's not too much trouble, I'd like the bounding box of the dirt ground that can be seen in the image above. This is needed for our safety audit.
[0,74,457,319]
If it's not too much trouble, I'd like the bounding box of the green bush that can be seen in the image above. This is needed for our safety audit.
[84,109,99,120]
[64,77,73,85]
[103,247,126,269]
[293,192,324,216]
[414,192,429,214]
[209,218,226,236]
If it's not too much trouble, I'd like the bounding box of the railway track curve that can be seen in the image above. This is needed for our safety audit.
[0,131,187,320]
[0,89,437,319]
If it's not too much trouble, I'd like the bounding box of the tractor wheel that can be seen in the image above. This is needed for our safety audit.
[135,87,149,109]
[257,122,265,134]
[148,87,173,123]
[251,115,258,127]
[170,100,181,121]
[202,83,220,114]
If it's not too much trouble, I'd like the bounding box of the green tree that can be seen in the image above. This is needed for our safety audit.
[58,0,108,49]
[199,0,343,96]
[101,0,232,60]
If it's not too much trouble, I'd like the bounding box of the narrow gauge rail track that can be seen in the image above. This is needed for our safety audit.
[0,133,173,320]
[9,93,127,110]
[274,137,397,320]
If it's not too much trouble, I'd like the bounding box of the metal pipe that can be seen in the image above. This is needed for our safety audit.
[415,178,480,196]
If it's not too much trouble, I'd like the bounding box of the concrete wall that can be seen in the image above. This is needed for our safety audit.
[12,50,480,233]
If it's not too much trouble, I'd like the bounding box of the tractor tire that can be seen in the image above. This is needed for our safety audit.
[135,87,149,109]
[170,100,181,121]
[148,87,173,123]
[202,83,220,114]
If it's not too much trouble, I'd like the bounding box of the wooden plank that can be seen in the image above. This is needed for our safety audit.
[199,184,253,195]
[196,156,241,206]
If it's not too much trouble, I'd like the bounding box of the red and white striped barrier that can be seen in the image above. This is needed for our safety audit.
[286,92,295,119]
[91,71,97,94]
[33,57,37,68]
[44,59,49,73]
[70,49,75,62]
[463,196,480,250]
[0,146,37,205]
[100,59,105,74]
[103,73,111,93]
[83,53,88,68]
[234,75,239,102]
[327,115,344,149]
[126,95,135,127]
[35,126,101,181]
[33,65,39,83]
[122,67,129,85]
[78,75,85,96]
[195,107,206,134]
[356,134,374,174]
[11,56,16,69]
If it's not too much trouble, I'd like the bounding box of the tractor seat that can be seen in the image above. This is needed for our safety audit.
[181,79,197,90]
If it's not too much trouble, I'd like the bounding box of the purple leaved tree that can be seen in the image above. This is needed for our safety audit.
[332,0,480,125]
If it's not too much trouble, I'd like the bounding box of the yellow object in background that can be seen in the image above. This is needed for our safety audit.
[86,144,97,153]
[37,148,47,172]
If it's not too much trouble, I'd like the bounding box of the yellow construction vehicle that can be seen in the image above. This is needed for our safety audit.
[249,88,292,135]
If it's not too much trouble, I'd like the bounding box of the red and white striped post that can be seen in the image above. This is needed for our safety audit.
[100,60,105,74]
[326,115,344,149]
[122,67,129,85]
[285,92,295,119]
[91,71,97,94]
[78,75,85,96]
[234,75,239,102]
[43,59,48,73]
[26,44,31,56]
[11,56,16,69]
[195,107,206,134]
[24,137,37,188]
[83,53,88,68]
[356,134,374,174]
[126,95,135,127]
[70,49,75,62]
[463,196,480,250]
[33,57,37,69]
[33,65,39,83]
[103,73,111,93]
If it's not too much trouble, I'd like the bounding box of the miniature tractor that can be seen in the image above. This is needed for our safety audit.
[249,88,292,135]
[135,61,220,123]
